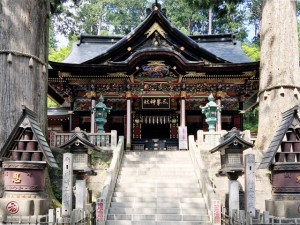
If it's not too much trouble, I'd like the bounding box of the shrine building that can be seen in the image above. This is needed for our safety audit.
[48,3,259,150]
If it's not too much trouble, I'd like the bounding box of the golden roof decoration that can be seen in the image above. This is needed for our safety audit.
[145,22,167,38]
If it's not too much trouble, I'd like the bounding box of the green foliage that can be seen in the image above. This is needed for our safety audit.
[242,44,260,61]
[48,35,77,62]
[243,107,258,133]
[105,0,149,35]
[49,46,71,62]
[90,151,112,167]
[245,0,262,44]
[49,21,57,49]
[48,98,59,108]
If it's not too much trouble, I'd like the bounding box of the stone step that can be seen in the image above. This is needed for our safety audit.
[117,178,198,184]
[113,192,204,198]
[106,151,211,225]
[110,202,206,209]
[115,182,200,189]
[123,151,190,156]
[107,214,210,221]
[106,220,212,225]
[108,208,208,215]
[118,171,196,176]
[114,187,201,193]
[121,161,193,165]
[119,168,195,173]
[111,197,205,204]
[121,163,193,171]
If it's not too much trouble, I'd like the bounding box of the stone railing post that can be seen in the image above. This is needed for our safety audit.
[111,130,117,148]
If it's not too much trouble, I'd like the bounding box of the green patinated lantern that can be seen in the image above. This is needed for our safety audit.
[201,93,221,132]
[93,95,111,133]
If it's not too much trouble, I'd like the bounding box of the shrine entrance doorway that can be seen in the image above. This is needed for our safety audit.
[132,111,179,151]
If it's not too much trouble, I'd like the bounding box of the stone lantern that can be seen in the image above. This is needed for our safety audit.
[210,128,253,179]
[59,127,100,215]
[0,106,58,222]
[93,95,111,133]
[210,128,253,217]
[201,93,221,132]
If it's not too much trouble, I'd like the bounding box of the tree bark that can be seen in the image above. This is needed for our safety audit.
[0,0,49,149]
[255,0,300,152]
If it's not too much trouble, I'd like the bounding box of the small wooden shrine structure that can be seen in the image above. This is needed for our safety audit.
[48,2,259,150]
[0,106,58,221]
[259,105,300,218]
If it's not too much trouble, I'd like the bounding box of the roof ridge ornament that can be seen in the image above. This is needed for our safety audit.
[146,1,166,17]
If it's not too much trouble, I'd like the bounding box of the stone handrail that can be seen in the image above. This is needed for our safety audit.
[96,136,124,225]
[49,130,118,150]
[189,135,216,223]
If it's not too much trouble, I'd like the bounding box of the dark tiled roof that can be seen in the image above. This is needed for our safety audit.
[259,105,300,169]
[63,36,251,65]
[63,42,115,64]
[198,41,252,63]
[63,36,251,64]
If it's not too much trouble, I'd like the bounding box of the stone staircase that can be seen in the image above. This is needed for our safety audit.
[106,151,212,225]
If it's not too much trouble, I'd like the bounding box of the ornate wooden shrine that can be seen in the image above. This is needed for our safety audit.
[259,106,300,217]
[48,2,259,149]
[0,106,58,221]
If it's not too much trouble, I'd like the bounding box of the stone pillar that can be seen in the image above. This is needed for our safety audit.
[111,130,117,148]
[75,179,87,211]
[217,98,221,132]
[180,98,186,127]
[245,154,255,217]
[126,98,132,150]
[62,153,73,217]
[228,179,240,218]
[91,99,96,133]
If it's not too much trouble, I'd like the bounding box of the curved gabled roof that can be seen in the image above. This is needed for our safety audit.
[210,128,253,153]
[58,129,102,152]
[62,8,232,66]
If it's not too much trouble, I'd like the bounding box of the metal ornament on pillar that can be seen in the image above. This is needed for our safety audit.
[201,93,221,132]
[93,95,112,133]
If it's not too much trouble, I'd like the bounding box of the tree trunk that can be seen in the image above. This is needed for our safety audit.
[255,0,300,152]
[0,1,49,149]
[208,6,212,35]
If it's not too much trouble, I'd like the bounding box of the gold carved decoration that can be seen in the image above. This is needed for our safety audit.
[147,61,165,66]
[145,22,167,38]
[297,175,300,183]
[185,72,206,77]
[12,173,21,183]
[59,72,72,78]
[242,71,256,78]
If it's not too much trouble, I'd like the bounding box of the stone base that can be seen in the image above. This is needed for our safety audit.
[0,214,47,224]
[266,197,300,218]
[0,197,50,217]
